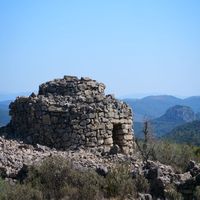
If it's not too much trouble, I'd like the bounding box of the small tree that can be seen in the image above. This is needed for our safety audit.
[135,120,156,163]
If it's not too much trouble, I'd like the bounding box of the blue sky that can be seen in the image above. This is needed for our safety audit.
[0,0,200,98]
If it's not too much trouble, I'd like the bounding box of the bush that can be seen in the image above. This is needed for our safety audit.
[0,178,6,192]
[27,156,73,200]
[0,157,150,200]
[194,186,200,200]
[144,140,199,172]
[0,180,42,200]
[164,184,183,200]
[68,170,104,200]
[105,164,137,199]
[134,174,149,194]
[136,121,200,172]
[26,156,104,200]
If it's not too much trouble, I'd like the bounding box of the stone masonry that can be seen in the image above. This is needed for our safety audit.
[3,76,135,154]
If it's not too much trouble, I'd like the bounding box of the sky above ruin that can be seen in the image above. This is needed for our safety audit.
[0,0,200,98]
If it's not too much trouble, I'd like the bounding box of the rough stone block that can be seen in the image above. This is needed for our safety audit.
[104,138,113,145]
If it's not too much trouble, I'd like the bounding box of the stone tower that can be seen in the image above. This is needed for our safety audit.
[6,76,135,154]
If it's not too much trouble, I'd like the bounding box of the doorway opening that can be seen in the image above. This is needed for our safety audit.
[112,123,123,148]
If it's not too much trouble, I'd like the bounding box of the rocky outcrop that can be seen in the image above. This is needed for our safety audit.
[1,76,135,154]
[158,105,197,123]
[176,160,200,199]
[142,160,200,199]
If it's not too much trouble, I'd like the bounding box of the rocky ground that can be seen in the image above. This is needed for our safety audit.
[0,136,141,179]
[1,136,200,199]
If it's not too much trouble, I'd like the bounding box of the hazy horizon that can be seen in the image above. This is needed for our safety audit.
[1,1,200,97]
[0,90,199,102]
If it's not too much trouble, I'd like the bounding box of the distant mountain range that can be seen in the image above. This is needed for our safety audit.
[124,95,200,122]
[0,92,31,101]
[0,92,31,127]
[134,105,200,138]
[0,100,11,127]
[164,120,200,146]
[123,95,200,141]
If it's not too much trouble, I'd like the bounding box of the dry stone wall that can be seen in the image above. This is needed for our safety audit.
[5,76,135,154]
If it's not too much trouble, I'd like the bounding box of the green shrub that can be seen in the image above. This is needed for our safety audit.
[164,184,183,200]
[105,164,137,199]
[0,157,150,200]
[134,174,149,193]
[68,170,104,200]
[27,156,104,200]
[59,184,78,200]
[145,140,199,172]
[27,156,72,200]
[194,186,200,200]
[0,181,42,200]
[0,178,6,192]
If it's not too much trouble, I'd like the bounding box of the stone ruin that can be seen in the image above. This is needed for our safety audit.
[2,76,135,154]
